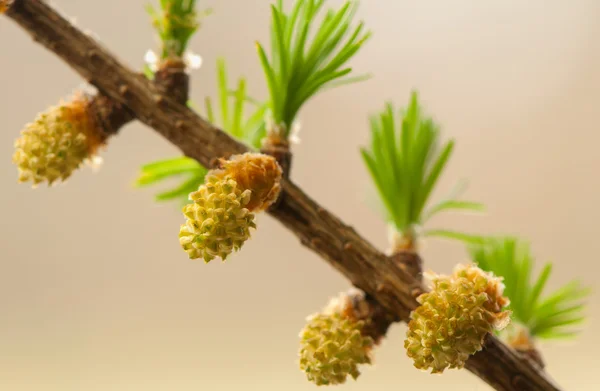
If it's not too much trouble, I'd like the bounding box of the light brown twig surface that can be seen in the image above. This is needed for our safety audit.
[4,1,560,390]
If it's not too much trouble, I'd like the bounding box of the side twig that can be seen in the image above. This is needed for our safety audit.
[3,1,560,390]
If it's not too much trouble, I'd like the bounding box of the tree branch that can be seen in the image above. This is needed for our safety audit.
[4,1,560,390]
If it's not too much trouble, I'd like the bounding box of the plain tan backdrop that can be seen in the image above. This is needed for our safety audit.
[1,0,599,390]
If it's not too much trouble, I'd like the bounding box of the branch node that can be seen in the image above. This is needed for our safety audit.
[260,136,292,179]
[118,85,129,96]
[411,287,424,298]
[343,242,353,251]
[316,207,327,218]
[153,94,166,106]
[175,120,185,129]
[154,59,189,105]
[507,326,546,369]
[86,49,99,62]
[512,375,528,389]
[390,251,423,282]
[346,291,396,345]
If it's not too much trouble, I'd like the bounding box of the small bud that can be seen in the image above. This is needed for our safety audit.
[299,293,374,386]
[404,264,511,373]
[179,175,256,262]
[210,153,282,211]
[502,323,545,368]
[0,1,10,14]
[12,95,104,186]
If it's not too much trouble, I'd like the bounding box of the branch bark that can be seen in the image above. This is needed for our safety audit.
[4,1,560,390]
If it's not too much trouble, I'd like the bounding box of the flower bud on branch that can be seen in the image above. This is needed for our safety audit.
[179,153,281,262]
[405,264,511,373]
[179,175,255,262]
[13,95,105,186]
[299,291,374,386]
[211,153,282,212]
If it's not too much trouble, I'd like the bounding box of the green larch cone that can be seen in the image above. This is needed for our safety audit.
[12,96,104,186]
[404,264,511,373]
[178,174,256,262]
[299,293,374,386]
[211,153,282,212]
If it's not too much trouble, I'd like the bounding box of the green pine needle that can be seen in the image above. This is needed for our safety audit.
[147,0,209,58]
[135,157,207,204]
[256,0,371,137]
[469,236,590,339]
[135,156,205,187]
[204,59,268,149]
[422,229,486,244]
[361,91,484,243]
[143,64,156,80]
[135,58,267,204]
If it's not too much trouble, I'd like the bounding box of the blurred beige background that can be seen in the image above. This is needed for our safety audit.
[1,0,599,390]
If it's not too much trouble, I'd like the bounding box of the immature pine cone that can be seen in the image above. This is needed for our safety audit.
[179,175,256,262]
[211,153,282,211]
[13,96,104,186]
[404,264,510,373]
[299,293,374,386]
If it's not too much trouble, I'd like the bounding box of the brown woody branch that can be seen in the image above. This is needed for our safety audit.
[88,59,189,138]
[4,1,559,390]
[260,135,293,179]
[2,1,189,145]
[87,92,134,136]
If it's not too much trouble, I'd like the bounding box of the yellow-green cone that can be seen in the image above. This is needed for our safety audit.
[178,174,256,262]
[12,96,104,186]
[299,294,374,386]
[404,264,510,373]
[211,153,282,212]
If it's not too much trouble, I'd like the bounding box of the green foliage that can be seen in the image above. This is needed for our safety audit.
[256,0,371,137]
[206,59,268,149]
[136,157,207,204]
[135,59,267,204]
[469,236,590,339]
[143,63,156,80]
[361,92,484,243]
[147,0,208,58]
